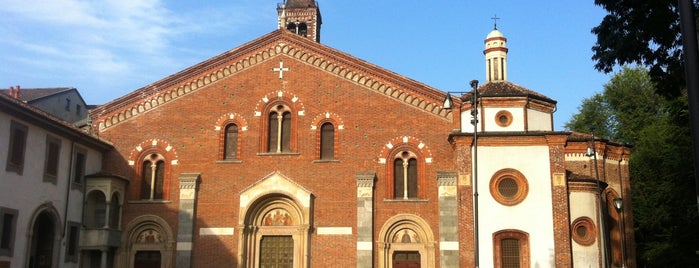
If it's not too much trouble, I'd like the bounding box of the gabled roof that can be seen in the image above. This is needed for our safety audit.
[476,81,556,104]
[0,87,75,103]
[91,29,452,131]
[0,92,112,151]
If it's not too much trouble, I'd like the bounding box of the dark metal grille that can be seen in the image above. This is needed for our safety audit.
[501,238,520,268]
[498,177,519,197]
[260,235,293,268]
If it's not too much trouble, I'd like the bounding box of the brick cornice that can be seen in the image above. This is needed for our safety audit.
[92,30,451,132]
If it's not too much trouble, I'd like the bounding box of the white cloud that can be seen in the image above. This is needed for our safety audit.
[0,0,276,103]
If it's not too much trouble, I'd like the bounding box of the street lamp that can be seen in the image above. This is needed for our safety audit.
[587,128,610,268]
[443,79,479,268]
[613,197,627,268]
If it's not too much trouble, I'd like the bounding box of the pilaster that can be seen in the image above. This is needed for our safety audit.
[546,135,572,267]
[437,171,459,267]
[355,172,375,268]
[176,173,201,268]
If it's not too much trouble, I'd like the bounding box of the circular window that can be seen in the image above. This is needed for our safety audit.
[494,110,513,127]
[571,217,597,246]
[489,169,528,206]
[498,178,518,197]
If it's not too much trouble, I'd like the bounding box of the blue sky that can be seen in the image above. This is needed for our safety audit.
[0,0,612,130]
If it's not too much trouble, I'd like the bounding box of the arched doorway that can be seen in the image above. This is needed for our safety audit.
[238,171,312,268]
[378,214,436,268]
[26,205,61,268]
[120,215,174,268]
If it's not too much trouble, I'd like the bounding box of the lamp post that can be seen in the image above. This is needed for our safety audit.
[613,197,627,268]
[587,128,609,268]
[443,79,480,267]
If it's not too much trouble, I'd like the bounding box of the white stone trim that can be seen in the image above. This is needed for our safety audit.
[177,242,192,250]
[199,227,235,236]
[357,241,373,251]
[440,241,459,250]
[317,227,352,235]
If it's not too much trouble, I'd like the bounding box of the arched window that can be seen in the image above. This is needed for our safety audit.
[493,230,529,268]
[84,191,107,228]
[141,154,165,200]
[320,122,334,160]
[393,151,418,199]
[268,105,292,153]
[286,23,296,33]
[224,124,239,160]
[110,194,121,229]
[298,23,308,37]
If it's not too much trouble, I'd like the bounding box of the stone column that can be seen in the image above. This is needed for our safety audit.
[355,172,375,268]
[176,173,201,268]
[437,171,459,267]
[103,201,111,229]
[100,248,108,268]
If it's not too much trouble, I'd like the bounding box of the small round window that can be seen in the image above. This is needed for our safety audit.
[489,168,528,206]
[571,217,597,246]
[495,110,513,127]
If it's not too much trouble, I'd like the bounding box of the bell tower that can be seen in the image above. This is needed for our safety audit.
[483,20,508,82]
[277,0,322,42]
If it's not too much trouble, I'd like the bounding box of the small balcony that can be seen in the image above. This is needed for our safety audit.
[79,228,122,249]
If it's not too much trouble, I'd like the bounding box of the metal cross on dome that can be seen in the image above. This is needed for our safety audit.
[491,14,500,29]
[273,60,290,79]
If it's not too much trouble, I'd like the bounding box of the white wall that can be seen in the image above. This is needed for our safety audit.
[482,107,524,132]
[477,145,556,267]
[0,112,103,268]
[527,109,553,131]
[570,191,603,267]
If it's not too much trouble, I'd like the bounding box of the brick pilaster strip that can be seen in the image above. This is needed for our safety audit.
[176,173,201,268]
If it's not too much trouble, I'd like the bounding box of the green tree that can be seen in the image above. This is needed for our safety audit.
[566,66,661,143]
[591,0,698,98]
[566,67,699,267]
[564,93,614,138]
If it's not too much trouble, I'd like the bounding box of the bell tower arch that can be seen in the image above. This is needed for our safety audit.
[277,0,322,42]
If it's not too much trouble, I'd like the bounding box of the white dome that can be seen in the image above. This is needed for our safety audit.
[486,29,504,39]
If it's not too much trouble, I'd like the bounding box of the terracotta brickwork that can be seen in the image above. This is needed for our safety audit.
[86,16,634,267]
[94,30,457,267]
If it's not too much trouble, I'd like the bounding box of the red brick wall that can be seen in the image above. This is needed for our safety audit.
[97,55,458,267]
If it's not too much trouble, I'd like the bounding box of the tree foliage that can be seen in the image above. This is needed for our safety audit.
[591,0,698,98]
[564,93,614,138]
[566,66,661,143]
[566,66,699,267]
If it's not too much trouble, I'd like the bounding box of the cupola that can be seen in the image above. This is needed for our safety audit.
[484,26,508,82]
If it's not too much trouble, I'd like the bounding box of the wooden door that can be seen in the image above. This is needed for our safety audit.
[134,251,161,268]
[393,251,420,268]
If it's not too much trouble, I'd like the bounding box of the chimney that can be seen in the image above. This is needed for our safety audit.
[15,85,20,99]
[8,86,18,99]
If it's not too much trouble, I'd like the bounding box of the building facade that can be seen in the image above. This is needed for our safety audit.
[0,92,113,268]
[73,1,634,267]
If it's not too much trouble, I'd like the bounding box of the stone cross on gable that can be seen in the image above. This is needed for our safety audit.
[272,60,290,79]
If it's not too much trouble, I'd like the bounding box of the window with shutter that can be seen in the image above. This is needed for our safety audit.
[224,124,238,160]
[320,122,334,159]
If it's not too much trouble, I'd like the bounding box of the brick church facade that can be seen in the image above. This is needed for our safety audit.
[83,1,634,267]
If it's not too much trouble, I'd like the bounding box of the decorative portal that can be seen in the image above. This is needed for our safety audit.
[136,229,164,244]
[238,171,312,268]
[393,229,421,243]
[120,216,174,268]
[263,209,293,226]
[378,214,436,268]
